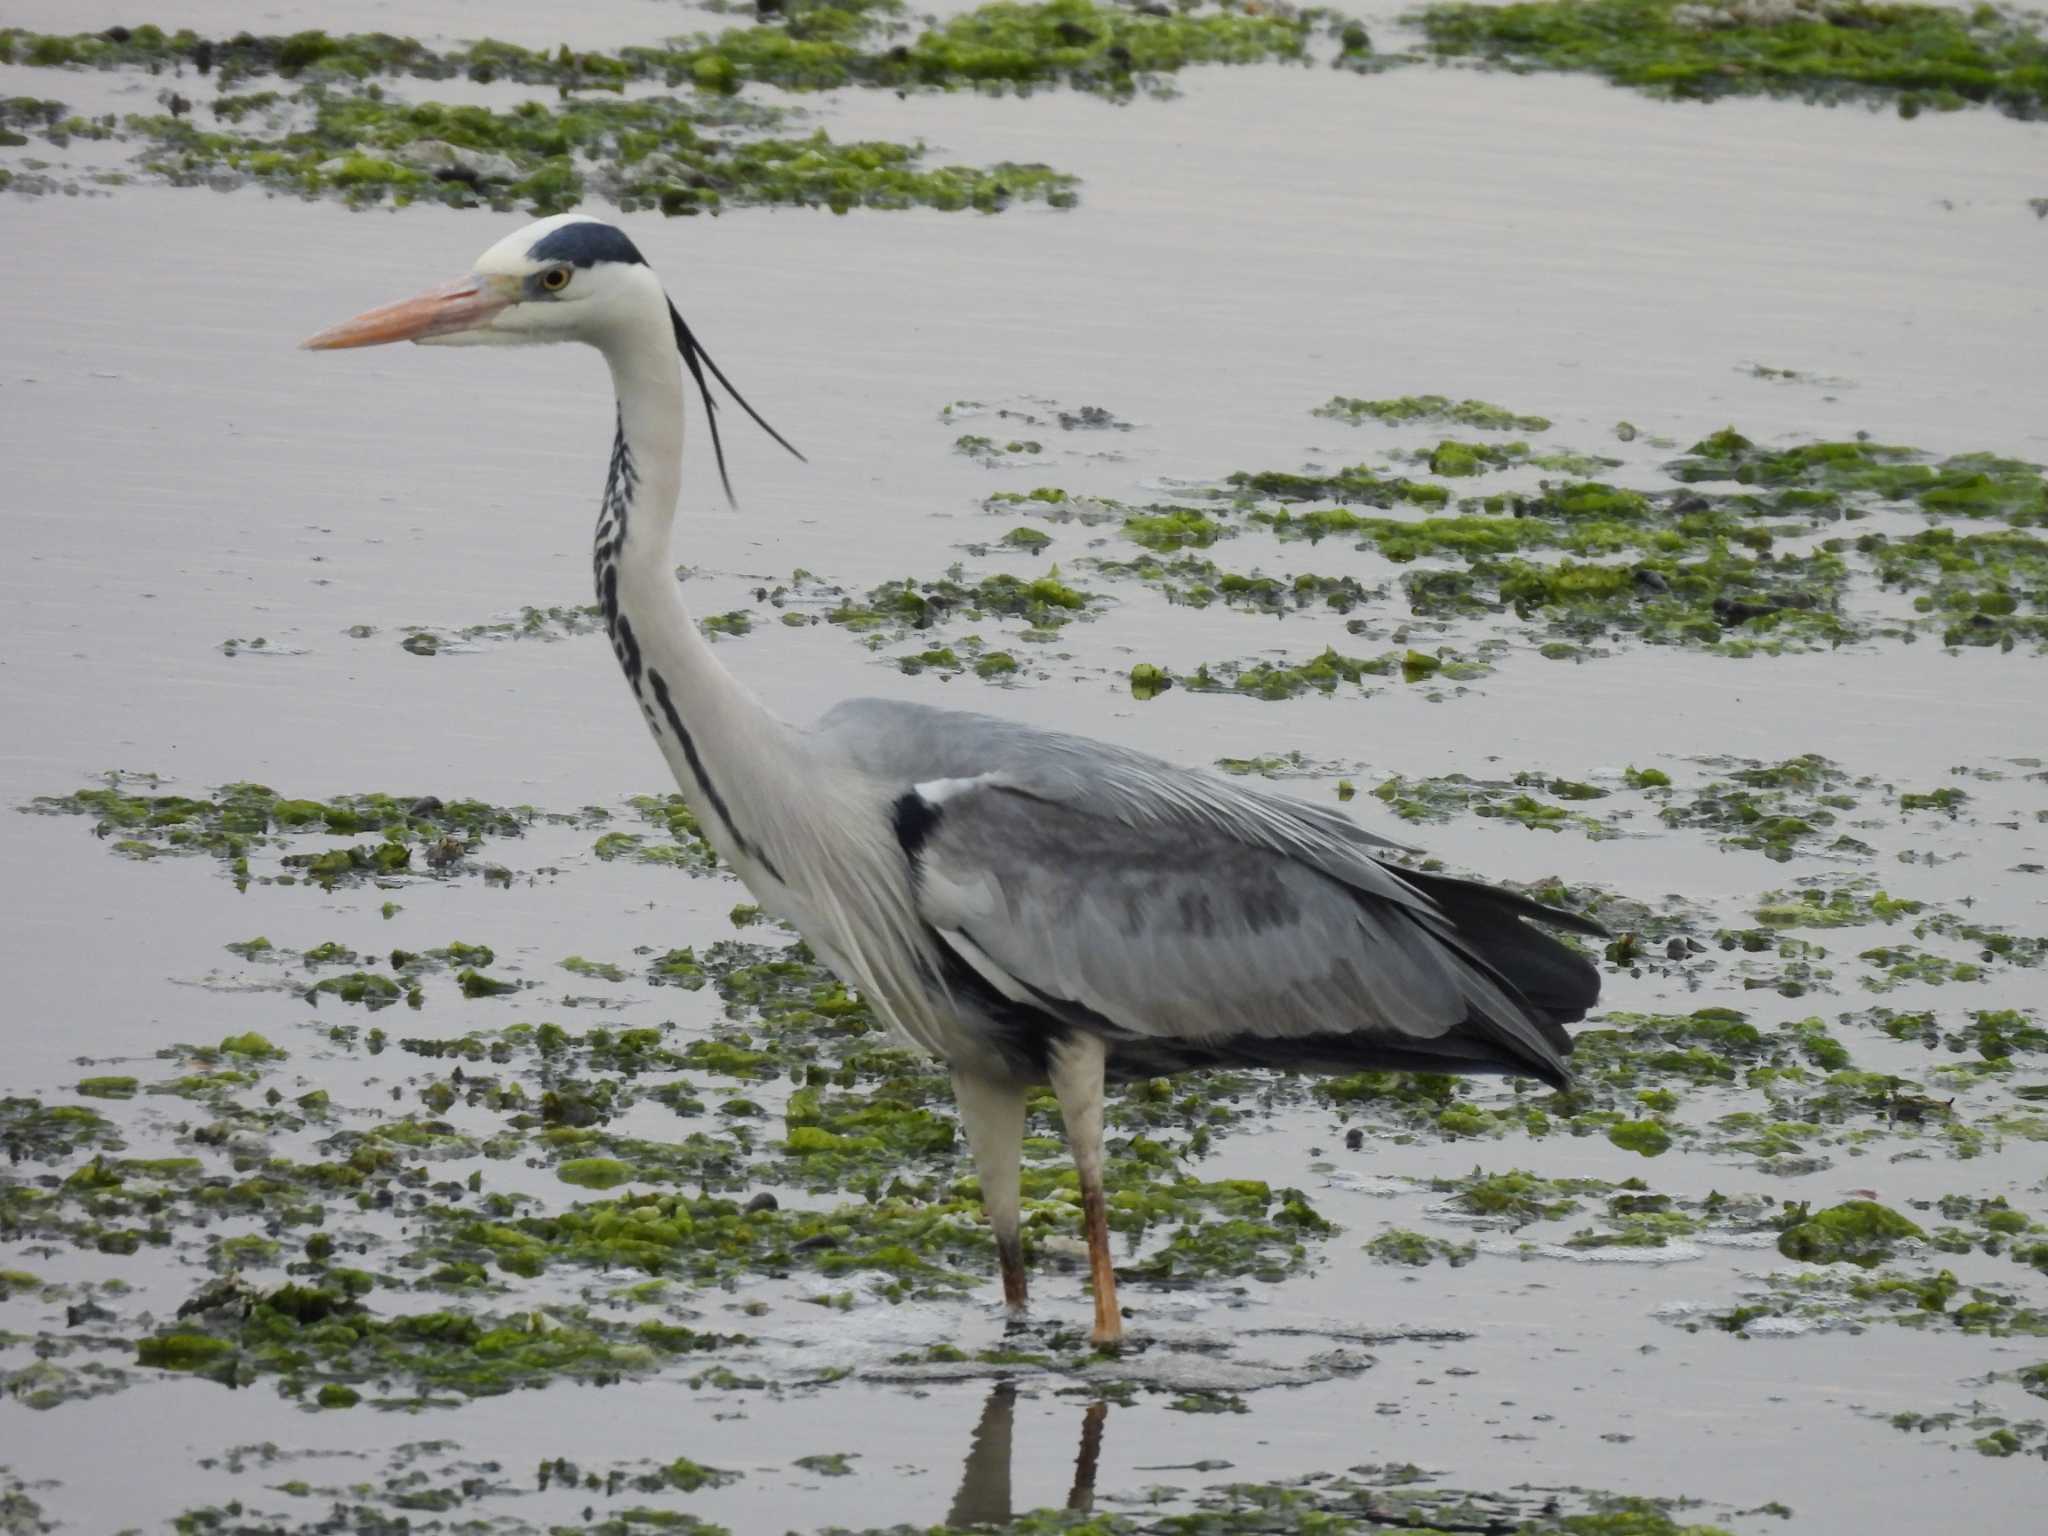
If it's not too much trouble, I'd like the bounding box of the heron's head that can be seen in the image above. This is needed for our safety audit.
[302,213,659,352]
[302,213,802,499]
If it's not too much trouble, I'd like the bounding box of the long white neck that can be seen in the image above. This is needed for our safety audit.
[593,298,793,885]
[585,275,951,1057]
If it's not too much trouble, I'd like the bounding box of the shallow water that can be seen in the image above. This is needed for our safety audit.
[3,8,2047,1534]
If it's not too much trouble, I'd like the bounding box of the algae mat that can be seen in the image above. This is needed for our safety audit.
[2,4,2046,1534]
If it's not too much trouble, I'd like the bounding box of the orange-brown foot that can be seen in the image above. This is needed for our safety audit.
[1083,1186,1123,1347]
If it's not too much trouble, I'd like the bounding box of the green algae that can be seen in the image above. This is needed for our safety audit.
[1855,946,1982,991]
[1171,425,2046,661]
[8,753,2039,1523]
[1922,1195,2047,1268]
[456,967,521,999]
[429,1162,1329,1300]
[1657,753,1871,860]
[831,570,1097,637]
[1564,1189,1729,1250]
[150,1455,1749,1536]
[0,1098,121,1164]
[1419,546,1857,652]
[1409,437,1621,477]
[1859,524,2048,650]
[1777,1199,1925,1266]
[1251,506,1531,556]
[1607,1119,1674,1156]
[1370,771,1623,837]
[1312,394,1552,432]
[3,3,1315,101]
[888,1,1315,97]
[1932,1007,2048,1059]
[615,1455,737,1494]
[1129,661,1170,700]
[1564,1011,1843,1081]
[1702,1261,2047,1340]
[1755,881,1922,929]
[559,1157,639,1190]
[956,433,1047,462]
[1428,438,1521,475]
[2,32,1087,215]
[1216,752,1313,778]
[1438,1168,1600,1226]
[986,483,1073,505]
[794,1451,858,1476]
[381,602,616,651]
[597,794,718,872]
[121,91,1079,216]
[1079,552,1380,618]
[133,1280,746,1401]
[1366,1228,1477,1266]
[305,971,408,1010]
[1070,435,2036,664]
[136,1332,238,1371]
[1168,644,1492,700]
[113,934,1332,1307]
[897,646,964,676]
[1670,429,2045,522]
[1235,498,1851,657]
[1415,1,2048,121]
[1563,1007,1892,1149]
[24,773,557,885]
[457,602,605,646]
[1226,464,1452,509]
[1123,507,1230,550]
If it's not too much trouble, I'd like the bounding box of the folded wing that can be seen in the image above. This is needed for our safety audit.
[822,700,1601,1088]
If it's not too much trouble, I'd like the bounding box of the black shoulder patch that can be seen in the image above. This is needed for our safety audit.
[526,221,647,269]
[891,791,942,863]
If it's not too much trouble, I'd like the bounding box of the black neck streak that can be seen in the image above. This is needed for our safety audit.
[647,667,783,884]
[595,412,641,688]
[594,412,783,886]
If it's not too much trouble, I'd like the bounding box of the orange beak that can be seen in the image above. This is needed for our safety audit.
[301,274,513,350]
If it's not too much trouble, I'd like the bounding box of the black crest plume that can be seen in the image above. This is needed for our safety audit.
[668,300,806,505]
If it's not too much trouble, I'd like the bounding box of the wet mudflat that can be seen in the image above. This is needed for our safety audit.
[2,5,2046,1534]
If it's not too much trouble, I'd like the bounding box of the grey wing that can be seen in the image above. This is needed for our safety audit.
[816,699,1601,1085]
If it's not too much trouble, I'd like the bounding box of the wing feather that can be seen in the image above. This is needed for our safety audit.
[815,700,1598,1080]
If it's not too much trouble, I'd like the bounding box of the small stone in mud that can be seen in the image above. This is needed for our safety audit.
[1056,404,1131,431]
[793,1452,857,1476]
[746,1191,779,1213]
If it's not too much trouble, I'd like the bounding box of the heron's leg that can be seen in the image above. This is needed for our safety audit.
[1065,1399,1108,1512]
[946,1383,1016,1527]
[1049,1033,1122,1347]
[953,1070,1029,1314]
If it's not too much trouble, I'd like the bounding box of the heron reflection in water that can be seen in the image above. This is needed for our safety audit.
[947,1382,1107,1527]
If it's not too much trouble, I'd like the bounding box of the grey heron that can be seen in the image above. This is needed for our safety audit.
[305,214,1602,1346]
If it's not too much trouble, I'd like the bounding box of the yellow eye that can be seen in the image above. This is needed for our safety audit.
[541,267,571,293]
